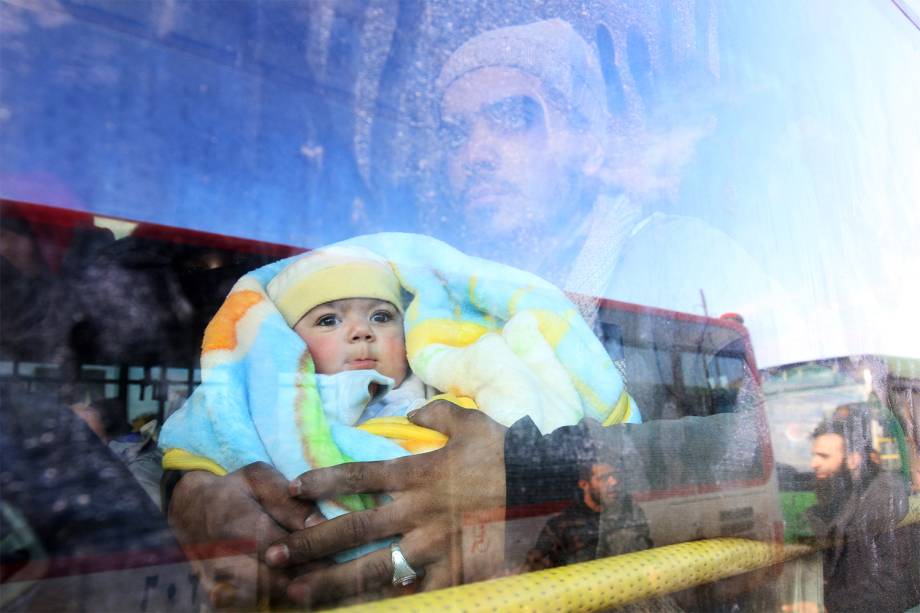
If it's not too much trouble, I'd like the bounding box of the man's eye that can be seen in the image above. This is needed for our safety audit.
[371,310,394,323]
[439,120,469,150]
[316,314,339,326]
[486,96,542,133]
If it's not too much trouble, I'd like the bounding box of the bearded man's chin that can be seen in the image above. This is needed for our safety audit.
[815,469,853,515]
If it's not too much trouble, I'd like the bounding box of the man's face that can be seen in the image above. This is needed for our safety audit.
[293,298,408,387]
[440,66,590,247]
[811,433,847,480]
[579,463,620,510]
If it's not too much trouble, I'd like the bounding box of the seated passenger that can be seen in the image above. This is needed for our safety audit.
[68,392,163,508]
[159,233,640,557]
[525,458,651,571]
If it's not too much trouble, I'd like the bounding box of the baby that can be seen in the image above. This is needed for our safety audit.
[160,234,637,525]
[265,245,434,424]
[159,245,446,498]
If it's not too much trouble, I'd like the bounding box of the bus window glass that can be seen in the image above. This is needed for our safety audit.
[1,1,919,611]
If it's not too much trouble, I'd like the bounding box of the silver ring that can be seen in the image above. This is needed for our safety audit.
[390,542,418,587]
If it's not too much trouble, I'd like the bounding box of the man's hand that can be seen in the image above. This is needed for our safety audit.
[168,462,324,609]
[265,401,508,606]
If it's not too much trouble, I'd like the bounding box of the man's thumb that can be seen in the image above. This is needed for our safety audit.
[407,399,470,435]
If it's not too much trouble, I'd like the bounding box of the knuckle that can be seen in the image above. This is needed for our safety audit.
[436,399,461,414]
[345,511,372,543]
[253,511,275,533]
[367,554,392,582]
[241,461,270,485]
[421,526,450,550]
[289,473,312,495]
[343,464,368,488]
[291,531,317,560]
[245,461,271,476]
[406,459,432,484]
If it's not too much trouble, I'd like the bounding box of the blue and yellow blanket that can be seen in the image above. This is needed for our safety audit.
[159,233,639,520]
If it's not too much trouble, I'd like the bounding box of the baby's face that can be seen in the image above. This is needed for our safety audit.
[293,298,408,386]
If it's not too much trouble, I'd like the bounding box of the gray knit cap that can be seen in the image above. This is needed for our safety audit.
[436,19,607,134]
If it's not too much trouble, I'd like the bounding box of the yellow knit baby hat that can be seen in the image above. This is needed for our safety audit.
[266,246,404,327]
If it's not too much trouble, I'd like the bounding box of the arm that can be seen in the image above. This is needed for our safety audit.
[860,472,909,535]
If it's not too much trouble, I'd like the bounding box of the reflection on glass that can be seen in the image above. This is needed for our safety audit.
[1,1,919,611]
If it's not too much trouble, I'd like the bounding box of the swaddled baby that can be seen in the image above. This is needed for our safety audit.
[160,235,639,556]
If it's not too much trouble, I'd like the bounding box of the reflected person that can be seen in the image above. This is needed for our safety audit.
[525,460,650,571]
[798,414,920,613]
[434,18,608,296]
[433,19,799,358]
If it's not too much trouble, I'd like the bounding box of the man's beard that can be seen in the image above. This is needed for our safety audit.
[814,466,854,520]
[589,487,628,511]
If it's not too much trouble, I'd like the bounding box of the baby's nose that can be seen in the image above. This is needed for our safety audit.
[349,321,374,341]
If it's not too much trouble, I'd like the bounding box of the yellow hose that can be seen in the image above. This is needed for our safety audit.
[335,494,919,612]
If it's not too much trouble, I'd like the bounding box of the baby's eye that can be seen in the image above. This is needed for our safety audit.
[371,310,394,323]
[316,314,340,327]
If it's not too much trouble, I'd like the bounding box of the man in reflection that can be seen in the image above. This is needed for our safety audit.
[525,459,651,571]
[804,413,919,613]
[434,19,624,321]
[433,19,801,358]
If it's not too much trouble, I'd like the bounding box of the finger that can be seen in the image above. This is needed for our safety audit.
[396,525,458,592]
[183,516,288,609]
[182,504,289,569]
[407,399,480,435]
[222,500,291,555]
[286,546,392,605]
[242,462,323,532]
[286,539,429,606]
[192,553,290,610]
[419,560,454,592]
[289,457,415,499]
[266,502,406,567]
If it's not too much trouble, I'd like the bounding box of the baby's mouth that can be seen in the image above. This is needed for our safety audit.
[347,358,377,370]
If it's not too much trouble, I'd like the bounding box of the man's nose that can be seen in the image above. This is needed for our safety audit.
[462,121,499,173]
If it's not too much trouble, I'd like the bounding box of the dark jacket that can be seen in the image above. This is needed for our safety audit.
[806,471,920,613]
[525,499,602,570]
[525,497,651,571]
